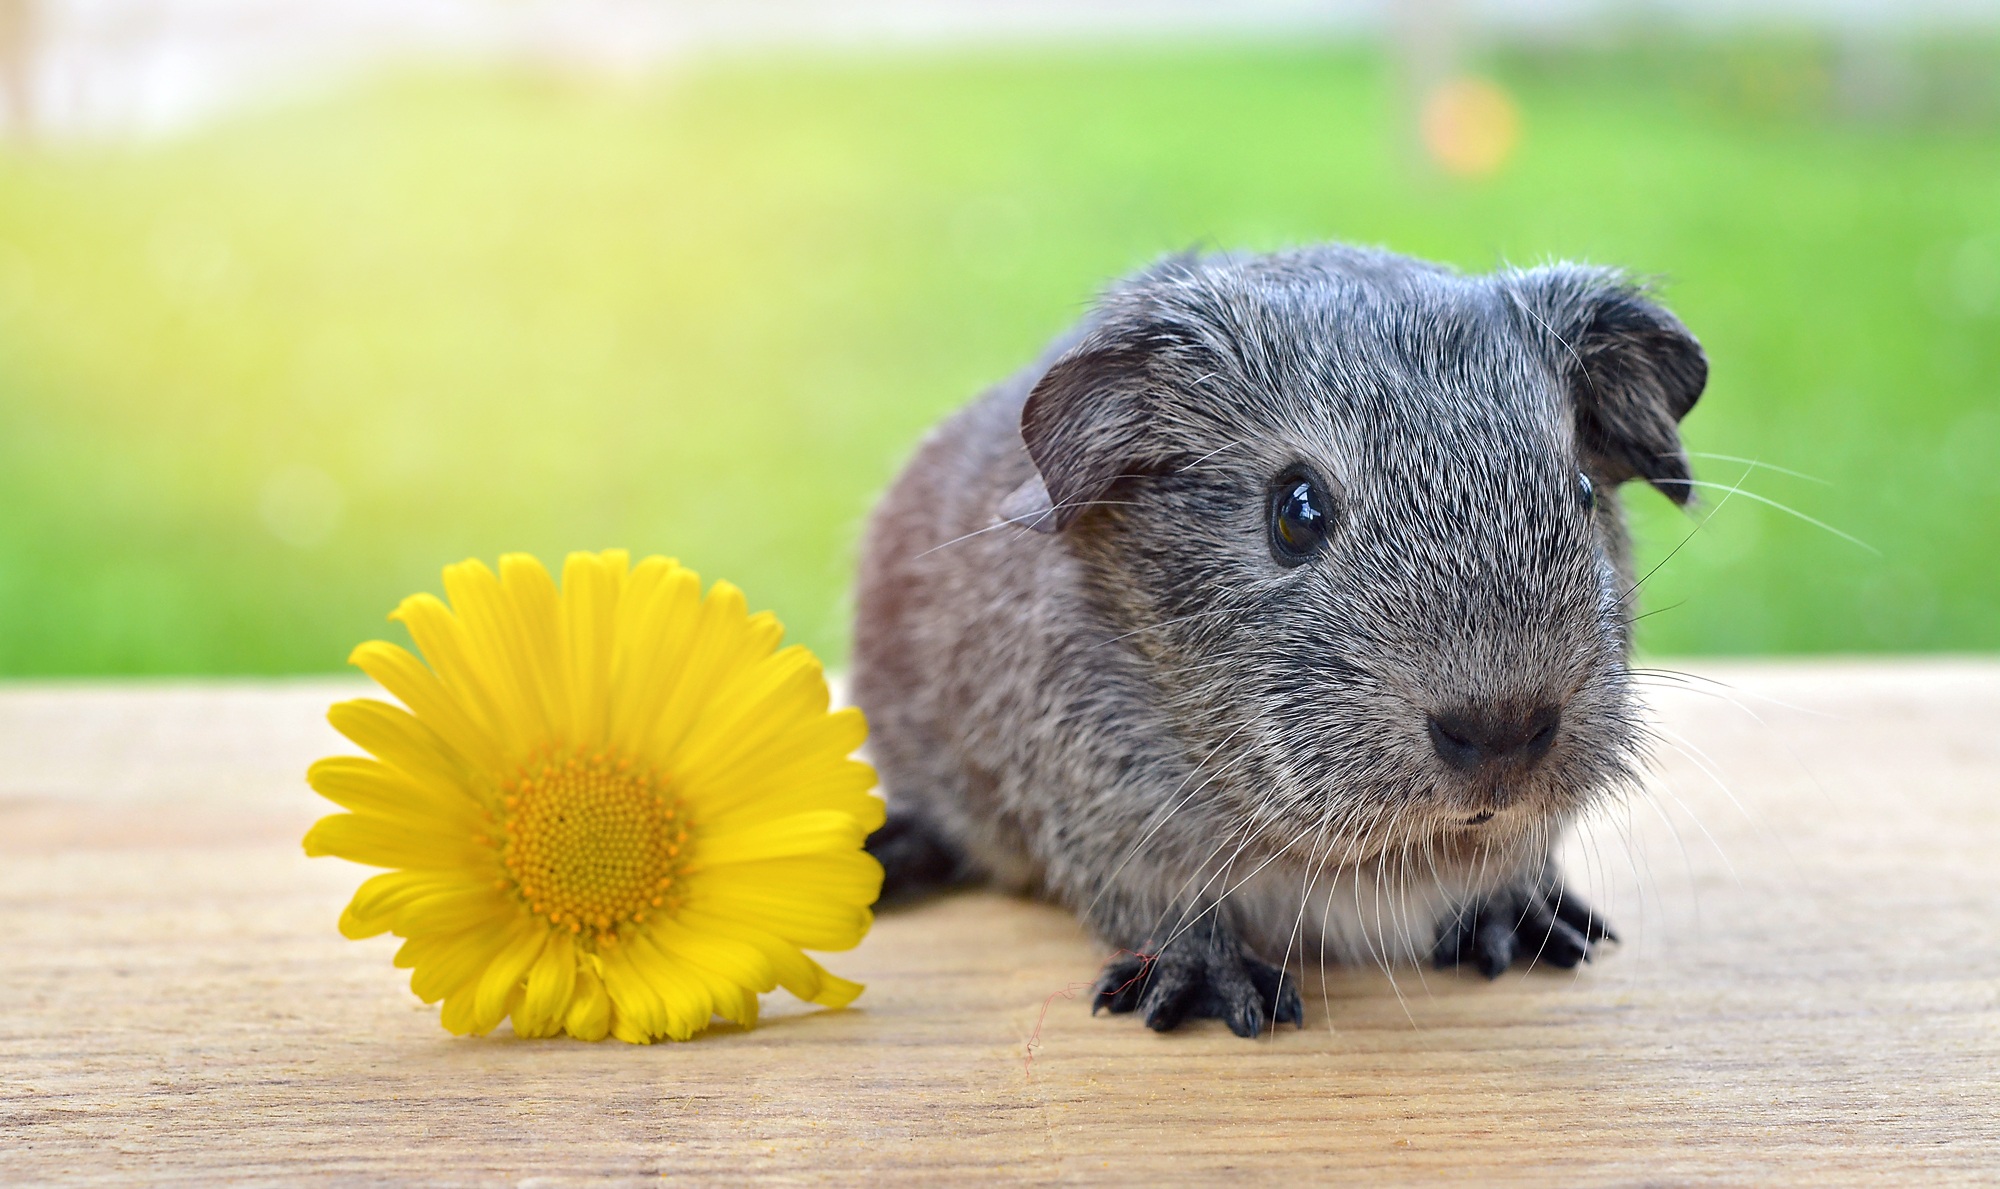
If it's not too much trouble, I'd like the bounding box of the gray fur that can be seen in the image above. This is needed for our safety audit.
[851,244,1704,1032]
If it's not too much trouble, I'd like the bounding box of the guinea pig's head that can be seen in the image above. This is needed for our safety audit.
[1010,248,1706,868]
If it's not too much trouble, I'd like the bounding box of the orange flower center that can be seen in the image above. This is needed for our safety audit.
[497,749,687,944]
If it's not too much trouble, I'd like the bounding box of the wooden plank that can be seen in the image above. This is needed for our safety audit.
[2,662,1997,1184]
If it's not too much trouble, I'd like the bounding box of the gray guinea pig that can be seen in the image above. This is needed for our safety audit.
[850,245,1705,1036]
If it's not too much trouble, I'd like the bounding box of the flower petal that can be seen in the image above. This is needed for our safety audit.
[400,919,515,1004]
[307,756,482,829]
[440,985,482,1035]
[396,886,514,937]
[387,593,513,747]
[327,698,488,809]
[475,923,549,1033]
[690,810,875,871]
[694,762,882,837]
[731,610,785,673]
[646,917,776,997]
[669,646,827,784]
[560,550,625,747]
[625,932,727,1037]
[498,552,573,744]
[517,930,579,1036]
[688,855,881,951]
[303,812,482,871]
[609,1013,652,1044]
[605,563,702,757]
[564,962,613,1041]
[347,640,503,773]
[338,870,460,940]
[807,968,863,1010]
[678,710,875,827]
[638,580,753,767]
[598,944,677,1041]
[675,907,860,1008]
[436,562,534,739]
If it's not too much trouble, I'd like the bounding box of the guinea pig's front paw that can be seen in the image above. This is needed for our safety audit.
[1091,943,1304,1038]
[1432,883,1618,979]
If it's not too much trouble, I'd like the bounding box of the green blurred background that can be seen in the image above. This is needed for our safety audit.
[0,31,1995,674]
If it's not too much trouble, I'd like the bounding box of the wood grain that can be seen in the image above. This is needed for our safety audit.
[2,663,1997,1184]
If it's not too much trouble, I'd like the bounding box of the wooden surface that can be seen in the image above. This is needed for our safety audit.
[3,662,1998,1185]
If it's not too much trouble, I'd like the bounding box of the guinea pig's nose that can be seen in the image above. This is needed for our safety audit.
[1427,704,1562,772]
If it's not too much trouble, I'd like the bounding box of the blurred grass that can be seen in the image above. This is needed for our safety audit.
[0,40,1995,674]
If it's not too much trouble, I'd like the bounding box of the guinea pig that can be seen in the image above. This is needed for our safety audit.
[850,245,1706,1036]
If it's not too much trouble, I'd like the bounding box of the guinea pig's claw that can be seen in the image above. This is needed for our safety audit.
[1091,946,1302,1037]
[1245,960,1305,1030]
[1433,883,1617,978]
[1092,953,1154,1016]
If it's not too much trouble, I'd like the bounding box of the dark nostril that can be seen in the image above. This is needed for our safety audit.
[1427,713,1486,771]
[1427,704,1563,771]
[1524,709,1560,760]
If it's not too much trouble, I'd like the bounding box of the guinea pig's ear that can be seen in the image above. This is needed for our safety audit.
[1013,331,1158,532]
[1513,265,1708,506]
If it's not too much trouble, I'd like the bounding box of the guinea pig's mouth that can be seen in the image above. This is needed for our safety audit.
[1399,779,1573,841]
[1288,795,1547,867]
[1441,803,1535,835]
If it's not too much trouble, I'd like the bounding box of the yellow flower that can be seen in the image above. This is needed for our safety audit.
[303,550,884,1043]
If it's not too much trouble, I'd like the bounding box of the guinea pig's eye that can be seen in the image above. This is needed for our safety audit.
[1268,472,1332,565]
[1576,471,1596,513]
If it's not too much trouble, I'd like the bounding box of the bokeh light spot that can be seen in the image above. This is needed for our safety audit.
[259,465,345,550]
[1420,76,1522,178]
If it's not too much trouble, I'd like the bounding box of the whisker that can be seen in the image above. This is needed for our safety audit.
[1149,816,1268,951]
[1157,817,1309,954]
[1172,437,1251,474]
[1630,666,1841,721]
[1682,451,1830,485]
[1634,757,1736,891]
[1277,803,1341,1012]
[1640,725,1754,831]
[1095,605,1251,650]
[1657,478,1878,555]
[1623,466,1750,603]
[910,497,1146,559]
[1624,599,1687,627]
[1081,719,1264,921]
[1364,834,1420,1030]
